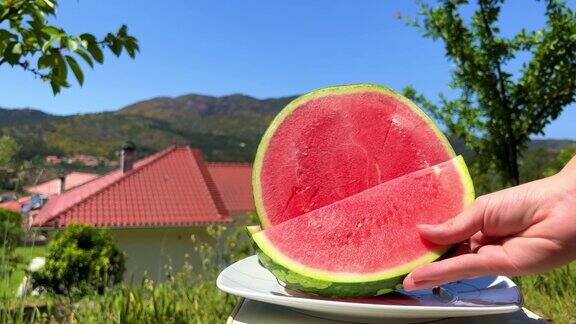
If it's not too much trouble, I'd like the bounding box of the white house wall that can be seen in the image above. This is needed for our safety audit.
[111,227,217,284]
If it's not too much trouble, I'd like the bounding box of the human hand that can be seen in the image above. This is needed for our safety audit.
[403,155,576,291]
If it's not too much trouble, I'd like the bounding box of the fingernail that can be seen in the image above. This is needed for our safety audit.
[403,275,415,291]
[417,224,436,231]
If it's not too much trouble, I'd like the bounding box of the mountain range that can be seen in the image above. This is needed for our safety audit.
[0,94,573,162]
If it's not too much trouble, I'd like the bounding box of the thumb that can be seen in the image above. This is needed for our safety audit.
[417,196,489,245]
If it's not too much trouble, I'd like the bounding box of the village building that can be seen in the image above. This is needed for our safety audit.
[65,154,100,167]
[32,145,254,282]
[26,172,99,197]
[44,155,61,165]
[0,196,31,213]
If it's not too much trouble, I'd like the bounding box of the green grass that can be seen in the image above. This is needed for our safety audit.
[516,262,576,323]
[1,225,575,322]
[1,225,246,323]
[14,246,47,262]
[0,246,47,297]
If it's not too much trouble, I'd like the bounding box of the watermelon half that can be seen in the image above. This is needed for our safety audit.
[250,84,475,298]
[252,156,474,297]
[253,84,456,228]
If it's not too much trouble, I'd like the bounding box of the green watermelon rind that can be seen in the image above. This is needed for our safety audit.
[251,155,475,284]
[252,83,457,229]
[246,225,261,235]
[257,252,403,298]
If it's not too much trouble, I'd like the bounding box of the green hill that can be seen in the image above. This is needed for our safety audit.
[0,94,573,163]
[0,94,295,161]
[0,107,60,127]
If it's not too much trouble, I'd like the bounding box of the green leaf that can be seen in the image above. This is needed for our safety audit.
[109,39,122,56]
[75,50,94,68]
[53,53,68,84]
[118,25,128,36]
[41,26,61,36]
[41,0,55,8]
[66,38,78,52]
[0,29,15,41]
[88,43,104,64]
[79,33,97,45]
[42,37,56,52]
[50,80,60,95]
[65,55,84,86]
[4,42,22,64]
[37,54,53,69]
[11,43,22,55]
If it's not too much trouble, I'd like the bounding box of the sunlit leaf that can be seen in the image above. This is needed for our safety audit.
[66,55,84,85]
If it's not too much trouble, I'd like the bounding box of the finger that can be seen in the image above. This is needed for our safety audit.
[442,242,471,259]
[416,197,489,245]
[403,253,496,291]
[470,232,498,252]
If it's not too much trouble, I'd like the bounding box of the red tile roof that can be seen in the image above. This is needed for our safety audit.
[33,146,231,228]
[0,196,31,213]
[26,172,99,196]
[207,163,255,212]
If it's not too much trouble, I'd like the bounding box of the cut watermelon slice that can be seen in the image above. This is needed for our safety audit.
[254,84,455,228]
[251,156,474,297]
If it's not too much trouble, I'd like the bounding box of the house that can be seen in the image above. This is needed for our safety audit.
[66,154,100,167]
[25,172,99,197]
[45,155,61,165]
[207,162,255,222]
[0,196,31,213]
[32,145,233,282]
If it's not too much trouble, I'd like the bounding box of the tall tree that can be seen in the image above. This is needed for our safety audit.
[404,0,576,185]
[0,0,139,94]
[0,135,19,168]
[0,135,20,187]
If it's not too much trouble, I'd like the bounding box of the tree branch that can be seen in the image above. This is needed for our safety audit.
[478,0,520,184]
[17,60,49,79]
[527,105,553,134]
[478,1,512,114]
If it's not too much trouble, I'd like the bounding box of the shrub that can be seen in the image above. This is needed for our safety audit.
[31,224,125,297]
[0,208,23,251]
[0,208,24,276]
[6,215,255,322]
[69,222,251,323]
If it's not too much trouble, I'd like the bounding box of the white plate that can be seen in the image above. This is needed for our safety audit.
[217,255,522,322]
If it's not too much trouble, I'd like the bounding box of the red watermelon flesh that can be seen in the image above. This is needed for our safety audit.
[255,85,455,228]
[252,156,474,281]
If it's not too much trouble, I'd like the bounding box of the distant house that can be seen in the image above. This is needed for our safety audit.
[66,154,100,167]
[0,196,31,213]
[32,146,233,282]
[26,172,99,197]
[45,155,61,165]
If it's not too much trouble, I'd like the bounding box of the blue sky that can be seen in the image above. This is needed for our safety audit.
[0,0,574,139]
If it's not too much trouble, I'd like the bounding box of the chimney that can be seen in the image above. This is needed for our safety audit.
[121,141,136,173]
[58,172,66,194]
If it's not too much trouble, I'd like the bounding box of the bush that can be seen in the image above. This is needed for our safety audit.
[31,225,125,297]
[69,221,253,322]
[0,208,23,250]
[3,215,256,322]
[0,208,24,275]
